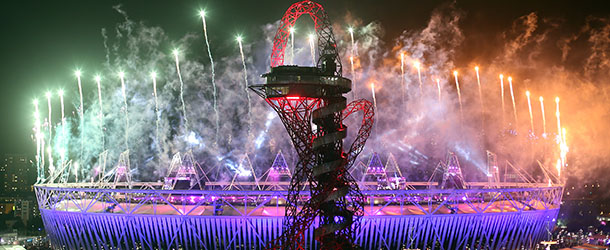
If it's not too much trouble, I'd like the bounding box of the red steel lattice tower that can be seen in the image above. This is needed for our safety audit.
[250,1,374,249]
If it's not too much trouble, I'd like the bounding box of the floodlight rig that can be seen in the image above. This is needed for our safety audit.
[362,152,387,182]
[263,151,293,190]
[163,151,208,190]
[104,150,132,189]
[440,152,467,190]
[249,1,374,249]
[486,151,500,187]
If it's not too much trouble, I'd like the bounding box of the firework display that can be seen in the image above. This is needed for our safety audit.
[29,0,581,249]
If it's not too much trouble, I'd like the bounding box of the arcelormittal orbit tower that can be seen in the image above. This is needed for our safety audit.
[250,0,375,249]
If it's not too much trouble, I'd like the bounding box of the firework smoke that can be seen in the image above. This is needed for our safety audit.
[31,4,610,193]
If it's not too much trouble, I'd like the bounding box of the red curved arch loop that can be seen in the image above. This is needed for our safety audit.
[270,1,322,67]
[270,1,342,75]
[342,99,375,169]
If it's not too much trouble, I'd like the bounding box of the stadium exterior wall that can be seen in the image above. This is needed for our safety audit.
[41,209,558,249]
[35,184,561,249]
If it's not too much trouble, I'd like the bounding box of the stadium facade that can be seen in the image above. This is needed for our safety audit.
[36,178,561,249]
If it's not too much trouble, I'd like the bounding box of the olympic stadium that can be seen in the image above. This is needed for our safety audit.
[35,150,562,249]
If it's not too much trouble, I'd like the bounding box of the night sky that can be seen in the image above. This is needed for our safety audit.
[1,0,608,157]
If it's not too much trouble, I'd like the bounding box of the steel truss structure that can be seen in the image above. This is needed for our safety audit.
[35,183,562,249]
